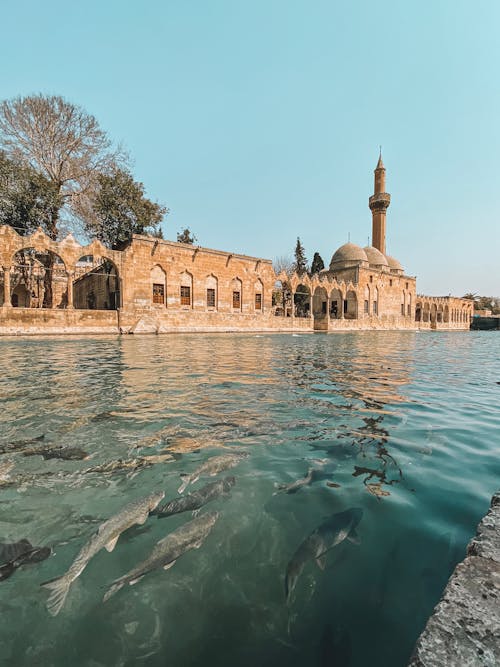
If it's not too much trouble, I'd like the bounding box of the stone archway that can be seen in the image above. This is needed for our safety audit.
[313,286,328,330]
[345,290,358,320]
[10,248,67,309]
[330,288,343,319]
[294,284,311,318]
[73,254,120,310]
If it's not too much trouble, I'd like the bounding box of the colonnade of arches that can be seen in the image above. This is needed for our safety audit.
[273,279,377,322]
[415,300,472,326]
[0,228,121,310]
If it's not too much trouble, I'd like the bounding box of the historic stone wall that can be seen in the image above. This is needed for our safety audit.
[0,307,118,335]
[0,225,473,335]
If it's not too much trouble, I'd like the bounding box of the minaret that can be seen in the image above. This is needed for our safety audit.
[369,151,391,255]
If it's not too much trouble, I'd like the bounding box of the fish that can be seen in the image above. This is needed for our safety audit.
[0,434,45,455]
[22,447,90,461]
[285,507,363,602]
[103,510,219,602]
[178,453,248,493]
[0,545,51,582]
[155,477,236,518]
[84,453,174,475]
[132,424,181,451]
[0,539,33,564]
[274,465,336,495]
[40,491,165,616]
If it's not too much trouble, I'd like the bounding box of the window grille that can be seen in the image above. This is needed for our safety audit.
[207,288,216,308]
[181,285,191,306]
[232,291,241,309]
[255,293,262,310]
[152,283,164,304]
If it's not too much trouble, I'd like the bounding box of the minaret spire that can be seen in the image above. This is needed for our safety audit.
[369,151,391,255]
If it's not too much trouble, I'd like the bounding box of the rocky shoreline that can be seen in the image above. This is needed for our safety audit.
[409,491,500,666]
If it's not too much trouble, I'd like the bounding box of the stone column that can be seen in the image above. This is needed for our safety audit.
[2,266,11,307]
[66,271,74,309]
[340,295,344,320]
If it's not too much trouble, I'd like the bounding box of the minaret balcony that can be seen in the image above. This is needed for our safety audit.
[369,192,391,211]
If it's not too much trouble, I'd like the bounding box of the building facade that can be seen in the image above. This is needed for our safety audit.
[0,157,473,335]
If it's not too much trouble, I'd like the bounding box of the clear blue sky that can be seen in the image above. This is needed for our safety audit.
[1,0,499,296]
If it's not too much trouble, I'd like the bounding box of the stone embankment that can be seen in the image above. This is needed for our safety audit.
[409,491,500,666]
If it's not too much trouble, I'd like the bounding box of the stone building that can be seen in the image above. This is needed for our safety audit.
[0,156,473,335]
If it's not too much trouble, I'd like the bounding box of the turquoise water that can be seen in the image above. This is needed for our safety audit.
[0,331,498,667]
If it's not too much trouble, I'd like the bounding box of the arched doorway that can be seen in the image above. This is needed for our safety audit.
[313,286,328,330]
[345,290,358,319]
[329,288,342,319]
[272,280,291,317]
[294,284,311,318]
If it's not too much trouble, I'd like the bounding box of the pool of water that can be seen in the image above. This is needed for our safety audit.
[0,331,498,666]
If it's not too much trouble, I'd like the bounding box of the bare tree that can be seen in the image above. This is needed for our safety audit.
[273,255,294,276]
[0,94,124,239]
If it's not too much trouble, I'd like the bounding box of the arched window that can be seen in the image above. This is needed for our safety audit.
[373,287,379,316]
[254,279,263,311]
[151,265,166,306]
[206,274,218,310]
[180,271,193,308]
[231,277,242,311]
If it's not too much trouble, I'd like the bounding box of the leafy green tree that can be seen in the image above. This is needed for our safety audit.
[310,251,325,276]
[0,151,62,236]
[293,237,308,275]
[83,167,167,249]
[176,227,197,245]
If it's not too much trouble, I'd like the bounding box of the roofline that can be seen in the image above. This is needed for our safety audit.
[130,234,273,265]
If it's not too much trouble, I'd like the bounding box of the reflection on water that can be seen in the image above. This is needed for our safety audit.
[0,332,499,666]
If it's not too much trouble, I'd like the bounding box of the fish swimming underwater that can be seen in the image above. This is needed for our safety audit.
[0,545,51,582]
[155,477,236,518]
[84,454,174,475]
[0,434,45,456]
[0,539,33,564]
[41,491,164,616]
[274,464,336,495]
[285,507,363,602]
[103,510,219,602]
[22,446,90,461]
[178,453,248,493]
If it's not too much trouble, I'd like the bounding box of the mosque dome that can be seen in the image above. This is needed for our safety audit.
[329,243,368,270]
[363,246,389,268]
[385,255,404,273]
